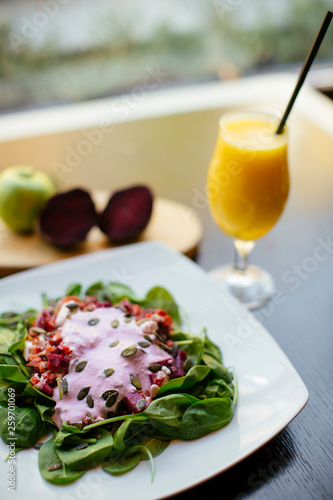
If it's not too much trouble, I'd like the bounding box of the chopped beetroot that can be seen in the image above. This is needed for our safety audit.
[39,380,53,396]
[123,392,148,413]
[150,372,163,386]
[170,349,187,378]
[155,357,174,367]
[46,353,69,372]
[48,337,62,346]
[27,357,40,369]
[59,357,70,371]
[46,353,63,369]
[48,346,62,355]
[35,308,56,332]
[96,301,112,308]
[38,188,98,247]
[116,298,133,313]
[99,185,153,242]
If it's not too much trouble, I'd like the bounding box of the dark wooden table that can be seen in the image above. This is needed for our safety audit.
[173,95,333,500]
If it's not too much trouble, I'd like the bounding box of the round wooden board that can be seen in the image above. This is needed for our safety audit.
[0,192,202,277]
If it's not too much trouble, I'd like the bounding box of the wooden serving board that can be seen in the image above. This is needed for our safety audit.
[0,192,202,277]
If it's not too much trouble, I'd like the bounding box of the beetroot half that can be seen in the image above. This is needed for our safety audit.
[38,188,98,247]
[99,185,153,242]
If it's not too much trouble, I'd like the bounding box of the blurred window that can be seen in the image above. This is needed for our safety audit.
[0,0,332,113]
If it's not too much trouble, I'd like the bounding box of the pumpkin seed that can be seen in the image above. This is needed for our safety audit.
[111,320,119,328]
[138,340,150,348]
[160,343,172,353]
[101,389,118,401]
[30,326,46,335]
[66,303,79,311]
[171,342,179,357]
[86,395,94,408]
[136,399,146,412]
[184,358,193,372]
[154,332,165,343]
[136,318,148,326]
[148,363,162,373]
[109,340,119,348]
[48,462,62,471]
[121,345,137,357]
[76,442,89,450]
[105,391,119,408]
[124,317,132,323]
[75,360,88,372]
[62,378,68,395]
[77,386,90,400]
[115,305,127,313]
[88,318,99,326]
[143,335,152,343]
[130,374,142,390]
[104,368,115,377]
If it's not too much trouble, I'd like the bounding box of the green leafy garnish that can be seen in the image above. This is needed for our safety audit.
[0,281,237,485]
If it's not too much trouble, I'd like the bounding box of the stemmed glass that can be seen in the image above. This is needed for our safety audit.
[206,110,289,309]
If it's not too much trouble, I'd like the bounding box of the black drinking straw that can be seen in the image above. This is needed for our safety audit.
[276,10,333,134]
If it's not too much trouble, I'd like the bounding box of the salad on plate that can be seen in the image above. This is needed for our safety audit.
[0,281,237,484]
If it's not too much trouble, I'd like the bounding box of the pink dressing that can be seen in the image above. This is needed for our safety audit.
[52,307,173,427]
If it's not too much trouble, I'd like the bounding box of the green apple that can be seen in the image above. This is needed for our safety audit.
[0,166,56,233]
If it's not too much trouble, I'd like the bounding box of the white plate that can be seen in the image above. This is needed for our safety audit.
[0,241,308,500]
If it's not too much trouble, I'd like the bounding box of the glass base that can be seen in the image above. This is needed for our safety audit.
[209,264,275,309]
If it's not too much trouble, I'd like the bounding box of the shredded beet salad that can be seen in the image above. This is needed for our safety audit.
[25,294,189,426]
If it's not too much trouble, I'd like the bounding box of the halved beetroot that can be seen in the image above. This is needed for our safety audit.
[38,188,97,247]
[99,185,153,242]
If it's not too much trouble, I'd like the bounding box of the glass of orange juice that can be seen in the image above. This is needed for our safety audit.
[207,110,289,308]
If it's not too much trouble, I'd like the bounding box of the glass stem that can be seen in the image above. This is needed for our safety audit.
[233,239,255,272]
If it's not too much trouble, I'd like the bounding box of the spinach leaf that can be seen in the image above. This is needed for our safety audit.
[56,428,113,470]
[170,330,205,366]
[34,398,56,427]
[54,427,102,447]
[102,447,141,476]
[0,327,18,355]
[141,435,170,459]
[61,412,143,434]
[54,427,82,447]
[201,353,232,383]
[20,382,54,403]
[0,406,45,447]
[0,364,28,384]
[156,365,211,397]
[38,436,85,485]
[0,378,13,402]
[0,323,27,355]
[103,437,169,478]
[202,328,223,364]
[142,393,195,438]
[85,281,137,303]
[140,286,181,328]
[64,283,82,296]
[179,397,235,440]
[202,378,234,399]
[112,417,151,452]
[8,323,28,354]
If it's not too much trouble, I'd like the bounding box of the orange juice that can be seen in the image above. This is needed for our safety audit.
[207,112,289,241]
